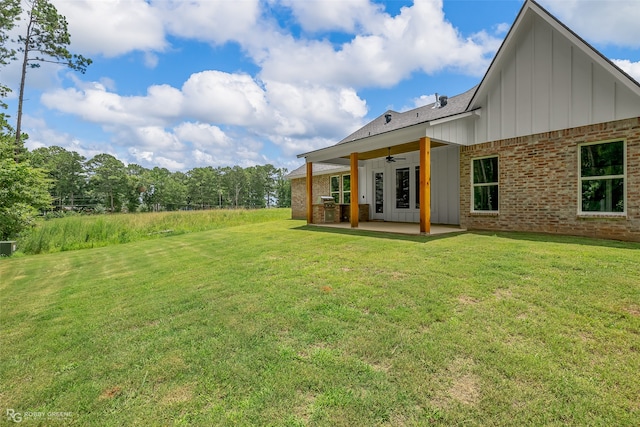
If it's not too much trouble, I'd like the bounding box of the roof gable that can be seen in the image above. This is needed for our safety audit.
[466,0,640,142]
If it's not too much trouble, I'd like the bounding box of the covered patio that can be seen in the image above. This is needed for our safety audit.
[303,136,439,233]
[297,88,477,235]
[309,221,465,236]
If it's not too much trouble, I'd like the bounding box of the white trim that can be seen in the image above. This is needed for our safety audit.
[429,110,479,126]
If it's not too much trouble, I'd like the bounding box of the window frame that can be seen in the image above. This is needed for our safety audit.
[471,155,499,213]
[578,139,626,216]
[330,173,353,204]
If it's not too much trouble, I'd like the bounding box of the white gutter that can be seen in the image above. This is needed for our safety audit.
[428,110,480,126]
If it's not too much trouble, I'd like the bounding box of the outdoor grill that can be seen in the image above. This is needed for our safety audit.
[319,196,336,223]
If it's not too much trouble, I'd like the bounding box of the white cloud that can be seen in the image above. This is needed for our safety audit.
[143,52,160,69]
[174,122,231,150]
[128,148,154,163]
[133,126,184,151]
[613,59,640,82]
[181,71,269,126]
[22,115,110,161]
[41,83,183,127]
[53,0,167,57]
[494,22,511,36]
[280,0,385,33]
[402,93,436,111]
[265,81,367,139]
[154,0,261,44]
[538,0,640,47]
[37,70,368,168]
[154,156,186,171]
[256,0,501,88]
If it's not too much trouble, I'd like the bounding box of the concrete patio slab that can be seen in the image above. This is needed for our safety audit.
[310,221,465,236]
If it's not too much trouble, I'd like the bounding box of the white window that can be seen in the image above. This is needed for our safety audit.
[330,174,351,204]
[579,140,625,214]
[472,156,499,212]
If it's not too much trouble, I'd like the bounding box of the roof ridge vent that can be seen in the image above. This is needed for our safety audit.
[384,113,392,123]
[432,93,440,109]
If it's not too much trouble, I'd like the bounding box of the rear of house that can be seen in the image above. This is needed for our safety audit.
[289,0,640,242]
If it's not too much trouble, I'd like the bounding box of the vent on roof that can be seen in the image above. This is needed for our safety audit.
[384,113,392,124]
[432,93,448,109]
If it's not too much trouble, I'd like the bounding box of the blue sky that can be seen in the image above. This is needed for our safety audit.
[3,0,640,172]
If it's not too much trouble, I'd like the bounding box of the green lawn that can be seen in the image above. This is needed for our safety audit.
[1,215,639,426]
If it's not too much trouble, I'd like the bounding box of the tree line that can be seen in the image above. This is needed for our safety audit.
[1,115,291,239]
[30,146,291,213]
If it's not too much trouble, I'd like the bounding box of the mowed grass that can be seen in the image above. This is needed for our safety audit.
[1,215,639,426]
[18,208,290,255]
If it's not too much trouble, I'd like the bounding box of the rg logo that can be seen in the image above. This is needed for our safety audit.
[6,409,22,423]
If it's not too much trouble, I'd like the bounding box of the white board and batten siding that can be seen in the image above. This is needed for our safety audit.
[431,145,460,225]
[362,145,460,225]
[472,11,640,145]
[425,117,475,146]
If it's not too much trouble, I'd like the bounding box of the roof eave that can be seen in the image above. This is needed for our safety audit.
[299,122,430,163]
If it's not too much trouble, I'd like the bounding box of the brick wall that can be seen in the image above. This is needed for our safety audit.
[460,117,640,242]
[291,175,331,219]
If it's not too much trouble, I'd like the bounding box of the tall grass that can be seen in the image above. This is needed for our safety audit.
[18,208,290,254]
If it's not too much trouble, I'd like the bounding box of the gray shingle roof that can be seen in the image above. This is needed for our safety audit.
[337,85,478,145]
[285,162,350,179]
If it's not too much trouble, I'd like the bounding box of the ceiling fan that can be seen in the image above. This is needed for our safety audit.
[385,147,406,163]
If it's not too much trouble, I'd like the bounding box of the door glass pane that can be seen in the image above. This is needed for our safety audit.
[396,168,410,209]
[374,172,384,213]
[415,166,420,209]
